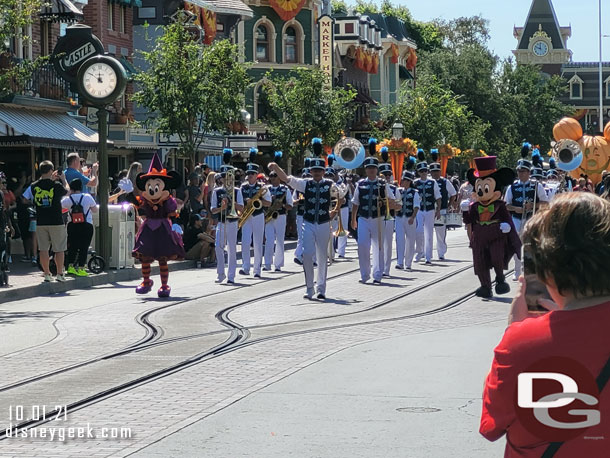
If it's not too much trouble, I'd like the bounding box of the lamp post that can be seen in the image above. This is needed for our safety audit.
[392,121,404,139]
[599,0,604,133]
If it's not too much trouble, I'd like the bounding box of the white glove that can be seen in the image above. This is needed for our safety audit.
[460,200,470,212]
[500,222,511,234]
[118,178,134,193]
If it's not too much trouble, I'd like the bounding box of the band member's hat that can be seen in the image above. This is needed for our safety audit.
[379,163,392,174]
[325,167,337,176]
[429,162,441,172]
[402,171,415,182]
[246,147,259,173]
[220,148,234,176]
[309,158,326,170]
[363,156,379,168]
[516,159,532,171]
[546,169,559,179]
[416,161,429,172]
[530,167,545,179]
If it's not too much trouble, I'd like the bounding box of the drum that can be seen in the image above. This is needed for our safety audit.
[434,214,445,227]
[445,212,463,229]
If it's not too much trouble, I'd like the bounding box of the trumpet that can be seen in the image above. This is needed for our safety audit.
[238,186,267,229]
[265,193,286,223]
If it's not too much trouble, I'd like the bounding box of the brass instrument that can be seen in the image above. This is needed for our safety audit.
[238,185,267,229]
[552,139,583,172]
[265,191,286,223]
[224,169,239,220]
[332,183,348,237]
[333,137,366,170]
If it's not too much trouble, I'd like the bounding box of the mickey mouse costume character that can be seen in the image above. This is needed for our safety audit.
[132,153,185,297]
[463,156,521,298]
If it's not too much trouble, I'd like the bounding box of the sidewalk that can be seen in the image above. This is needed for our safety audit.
[0,238,297,304]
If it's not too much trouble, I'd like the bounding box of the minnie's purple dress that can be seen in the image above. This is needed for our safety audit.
[132,197,185,261]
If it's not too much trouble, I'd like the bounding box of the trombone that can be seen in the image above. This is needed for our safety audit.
[333,182,348,237]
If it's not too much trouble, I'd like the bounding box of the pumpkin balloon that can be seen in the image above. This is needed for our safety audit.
[604,121,610,142]
[553,117,584,142]
[573,134,610,185]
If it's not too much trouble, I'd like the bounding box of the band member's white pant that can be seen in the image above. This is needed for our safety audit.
[415,210,435,262]
[295,214,305,261]
[434,209,448,258]
[240,213,264,275]
[215,220,238,282]
[382,219,394,275]
[335,206,349,257]
[396,215,417,268]
[302,221,330,295]
[357,216,383,282]
[512,216,523,277]
[264,214,286,269]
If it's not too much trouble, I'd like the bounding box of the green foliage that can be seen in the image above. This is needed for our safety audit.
[132,20,250,165]
[263,67,356,167]
[0,0,45,96]
[331,0,348,14]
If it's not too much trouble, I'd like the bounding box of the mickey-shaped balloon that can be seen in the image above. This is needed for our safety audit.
[463,156,521,299]
[132,153,185,298]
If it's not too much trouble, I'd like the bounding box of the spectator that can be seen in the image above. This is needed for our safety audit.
[480,192,610,457]
[22,161,69,282]
[64,153,98,190]
[61,178,97,277]
[184,173,204,217]
[183,213,215,266]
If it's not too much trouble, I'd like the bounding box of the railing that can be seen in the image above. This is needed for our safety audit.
[9,61,74,102]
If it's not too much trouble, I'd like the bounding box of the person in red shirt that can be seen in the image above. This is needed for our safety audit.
[480,192,610,457]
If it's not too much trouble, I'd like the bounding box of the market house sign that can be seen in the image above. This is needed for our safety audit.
[52,24,104,84]
[318,15,334,82]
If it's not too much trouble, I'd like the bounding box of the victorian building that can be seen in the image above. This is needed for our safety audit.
[514,0,610,133]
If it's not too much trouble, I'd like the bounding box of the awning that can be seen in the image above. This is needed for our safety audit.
[40,0,84,22]
[109,0,142,7]
[120,56,138,78]
[186,0,253,18]
[0,107,99,151]
[354,89,378,106]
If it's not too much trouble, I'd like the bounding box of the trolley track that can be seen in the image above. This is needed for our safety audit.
[0,261,490,440]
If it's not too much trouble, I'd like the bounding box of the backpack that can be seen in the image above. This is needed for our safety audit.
[69,195,87,224]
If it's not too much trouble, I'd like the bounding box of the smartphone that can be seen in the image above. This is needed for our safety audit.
[522,242,552,313]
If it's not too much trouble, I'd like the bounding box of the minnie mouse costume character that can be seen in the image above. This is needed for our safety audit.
[132,154,185,297]
[463,156,521,298]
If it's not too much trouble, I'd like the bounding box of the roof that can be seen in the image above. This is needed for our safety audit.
[186,0,253,18]
[0,106,99,150]
[518,0,565,50]
[563,62,610,69]
[40,0,84,23]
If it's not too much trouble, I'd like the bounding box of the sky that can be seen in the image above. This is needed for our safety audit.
[402,0,610,62]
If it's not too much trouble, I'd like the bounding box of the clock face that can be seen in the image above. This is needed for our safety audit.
[533,41,549,56]
[82,63,118,99]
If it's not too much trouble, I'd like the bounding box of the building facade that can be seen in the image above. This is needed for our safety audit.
[514,0,610,133]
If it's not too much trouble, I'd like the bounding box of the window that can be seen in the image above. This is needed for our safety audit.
[256,25,269,62]
[41,21,53,56]
[137,7,156,19]
[108,3,114,31]
[255,85,269,121]
[120,6,126,34]
[569,75,583,100]
[345,23,354,34]
[606,77,610,99]
[285,27,297,63]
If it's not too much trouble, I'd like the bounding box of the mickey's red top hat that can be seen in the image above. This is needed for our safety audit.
[473,156,497,178]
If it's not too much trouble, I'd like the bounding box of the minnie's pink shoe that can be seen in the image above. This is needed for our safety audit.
[136,280,154,294]
[157,285,171,298]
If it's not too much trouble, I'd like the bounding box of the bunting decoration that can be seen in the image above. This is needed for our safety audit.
[372,53,379,74]
[183,2,202,26]
[364,50,373,73]
[202,9,217,45]
[406,47,417,71]
[269,0,307,21]
[354,47,364,71]
[390,43,399,64]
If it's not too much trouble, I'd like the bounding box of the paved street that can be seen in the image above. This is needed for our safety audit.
[0,229,510,457]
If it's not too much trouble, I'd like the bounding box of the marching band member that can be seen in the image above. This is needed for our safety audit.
[351,139,396,284]
[544,164,561,201]
[293,162,311,266]
[413,151,441,265]
[211,149,244,284]
[324,157,339,262]
[395,169,420,271]
[504,144,548,281]
[379,147,398,276]
[239,148,271,278]
[268,138,338,300]
[336,170,351,258]
[429,150,457,260]
[264,152,293,272]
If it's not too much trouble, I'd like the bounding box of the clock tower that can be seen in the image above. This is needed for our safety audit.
[513,0,572,76]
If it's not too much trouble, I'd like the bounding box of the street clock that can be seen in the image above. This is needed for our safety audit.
[76,55,127,106]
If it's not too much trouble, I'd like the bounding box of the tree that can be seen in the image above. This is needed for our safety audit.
[331,0,348,14]
[132,20,250,167]
[263,67,356,169]
[0,0,44,97]
[377,75,489,152]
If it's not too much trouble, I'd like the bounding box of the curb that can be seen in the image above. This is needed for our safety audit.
[0,240,298,304]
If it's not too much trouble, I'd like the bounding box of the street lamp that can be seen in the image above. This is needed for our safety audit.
[392,121,404,139]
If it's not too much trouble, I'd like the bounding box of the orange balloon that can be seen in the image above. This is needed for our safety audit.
[553,117,583,142]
